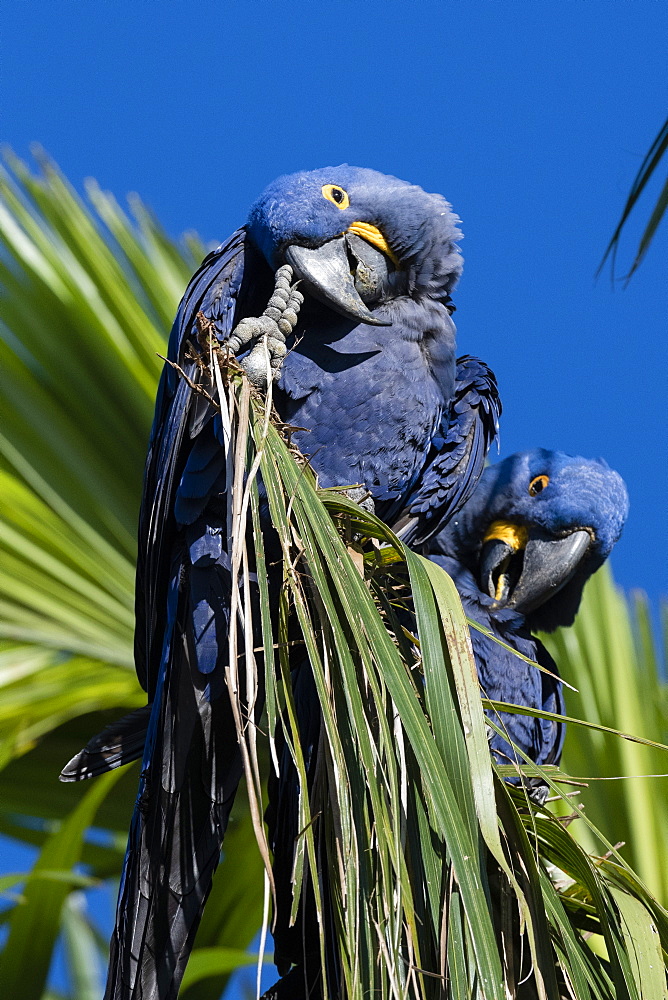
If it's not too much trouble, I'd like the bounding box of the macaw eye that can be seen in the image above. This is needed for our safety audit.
[322,184,350,210]
[528,474,549,496]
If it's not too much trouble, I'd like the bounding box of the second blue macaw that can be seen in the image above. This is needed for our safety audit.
[428,447,628,794]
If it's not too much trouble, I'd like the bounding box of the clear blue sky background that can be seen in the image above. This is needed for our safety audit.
[1,1,667,996]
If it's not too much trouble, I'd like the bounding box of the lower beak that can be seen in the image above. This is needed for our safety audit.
[285,236,392,326]
[480,530,592,615]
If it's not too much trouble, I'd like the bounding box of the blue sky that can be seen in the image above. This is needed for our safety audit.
[1,1,667,995]
[3,0,667,601]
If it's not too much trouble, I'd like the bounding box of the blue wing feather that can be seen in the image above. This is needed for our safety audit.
[433,556,564,797]
[135,229,246,695]
[394,356,501,545]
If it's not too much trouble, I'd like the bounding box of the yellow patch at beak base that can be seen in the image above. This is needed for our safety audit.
[483,520,529,551]
[347,222,400,268]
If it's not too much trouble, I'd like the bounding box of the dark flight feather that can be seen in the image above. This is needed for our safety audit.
[393,355,501,545]
[60,705,152,782]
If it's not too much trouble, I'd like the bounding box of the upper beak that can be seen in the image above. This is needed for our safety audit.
[480,529,592,615]
[285,235,392,326]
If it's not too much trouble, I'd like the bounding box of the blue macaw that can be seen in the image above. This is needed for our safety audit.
[428,447,629,793]
[61,167,500,1000]
[264,448,628,999]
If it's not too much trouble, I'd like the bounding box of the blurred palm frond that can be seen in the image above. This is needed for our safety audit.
[0,151,262,1000]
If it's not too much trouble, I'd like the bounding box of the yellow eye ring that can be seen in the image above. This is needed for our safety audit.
[322,184,349,210]
[528,474,549,497]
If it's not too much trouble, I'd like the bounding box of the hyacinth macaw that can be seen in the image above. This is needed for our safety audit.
[429,447,629,795]
[264,447,628,999]
[61,166,500,1000]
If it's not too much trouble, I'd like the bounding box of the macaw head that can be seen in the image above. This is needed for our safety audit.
[432,449,629,632]
[247,165,462,325]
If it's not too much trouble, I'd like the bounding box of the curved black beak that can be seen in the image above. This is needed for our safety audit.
[480,537,520,604]
[480,529,592,615]
[285,236,392,326]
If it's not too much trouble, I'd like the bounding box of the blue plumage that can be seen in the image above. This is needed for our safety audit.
[431,556,567,782]
[261,168,476,525]
[434,448,629,630]
[429,448,629,784]
[173,423,227,525]
[395,354,500,543]
[248,165,463,301]
[87,166,501,1000]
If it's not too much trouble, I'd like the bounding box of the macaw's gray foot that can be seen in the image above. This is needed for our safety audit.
[226,264,303,388]
[527,780,550,806]
[343,485,375,515]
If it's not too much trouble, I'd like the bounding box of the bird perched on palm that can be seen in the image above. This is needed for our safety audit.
[429,447,629,796]
[62,166,501,1000]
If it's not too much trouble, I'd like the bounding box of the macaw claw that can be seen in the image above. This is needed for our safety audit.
[225,264,303,387]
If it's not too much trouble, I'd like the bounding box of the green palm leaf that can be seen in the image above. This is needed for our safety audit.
[598,114,668,281]
[0,151,263,1000]
[0,151,666,1000]
[543,568,668,904]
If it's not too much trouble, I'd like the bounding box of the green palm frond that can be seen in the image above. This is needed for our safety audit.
[210,359,668,998]
[0,149,187,766]
[0,152,666,999]
[544,567,668,904]
[0,152,262,1000]
[598,114,668,282]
